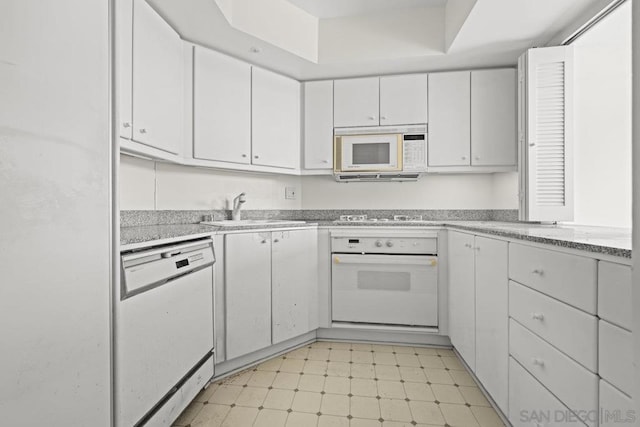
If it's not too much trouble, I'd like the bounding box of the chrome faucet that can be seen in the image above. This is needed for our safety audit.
[231,192,246,221]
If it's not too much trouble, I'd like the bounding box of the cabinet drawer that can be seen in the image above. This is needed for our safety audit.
[509,320,598,425]
[599,321,633,395]
[600,380,633,427]
[598,261,632,330]
[509,244,597,314]
[509,281,597,372]
[509,357,587,427]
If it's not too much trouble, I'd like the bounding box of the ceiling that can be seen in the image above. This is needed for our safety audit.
[285,0,446,19]
[149,0,613,81]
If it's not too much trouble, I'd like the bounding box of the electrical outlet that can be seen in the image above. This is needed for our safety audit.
[285,187,297,200]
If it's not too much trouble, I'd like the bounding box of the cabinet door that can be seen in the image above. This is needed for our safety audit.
[117,0,133,139]
[333,77,379,127]
[471,69,516,166]
[474,236,508,413]
[447,231,475,370]
[251,67,300,169]
[272,229,318,344]
[132,0,183,154]
[304,80,334,169]
[380,74,428,126]
[428,72,471,166]
[225,232,272,360]
[193,47,251,164]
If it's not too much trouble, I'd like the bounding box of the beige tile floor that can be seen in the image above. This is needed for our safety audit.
[173,341,505,427]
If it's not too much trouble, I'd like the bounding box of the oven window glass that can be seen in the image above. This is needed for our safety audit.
[357,271,410,291]
[352,143,390,165]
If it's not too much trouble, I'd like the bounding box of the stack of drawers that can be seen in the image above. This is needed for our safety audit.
[598,262,633,427]
[507,243,633,427]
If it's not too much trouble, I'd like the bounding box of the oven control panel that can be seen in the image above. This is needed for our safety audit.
[331,236,437,255]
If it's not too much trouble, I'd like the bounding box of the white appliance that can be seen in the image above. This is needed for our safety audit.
[333,125,427,181]
[117,238,215,427]
[331,230,438,327]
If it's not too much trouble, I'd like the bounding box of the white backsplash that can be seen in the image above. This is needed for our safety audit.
[119,154,519,211]
[119,155,302,210]
[301,172,519,210]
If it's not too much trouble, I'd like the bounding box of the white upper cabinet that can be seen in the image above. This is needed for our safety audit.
[193,46,251,164]
[303,80,334,169]
[379,74,428,126]
[334,75,428,128]
[428,69,517,170]
[518,46,574,222]
[333,77,380,127]
[131,0,183,155]
[471,69,517,166]
[252,67,301,169]
[428,71,471,166]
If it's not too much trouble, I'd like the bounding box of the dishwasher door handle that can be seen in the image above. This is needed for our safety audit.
[161,250,182,258]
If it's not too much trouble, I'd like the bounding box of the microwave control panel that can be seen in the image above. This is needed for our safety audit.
[403,136,426,171]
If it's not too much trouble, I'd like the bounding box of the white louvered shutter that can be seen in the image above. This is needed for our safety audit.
[518,46,574,222]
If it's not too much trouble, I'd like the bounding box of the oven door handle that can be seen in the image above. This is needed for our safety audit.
[332,254,436,266]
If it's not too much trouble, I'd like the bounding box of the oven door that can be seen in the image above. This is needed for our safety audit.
[335,134,402,172]
[331,254,438,327]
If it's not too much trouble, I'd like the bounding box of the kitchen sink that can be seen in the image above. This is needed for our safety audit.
[200,219,306,227]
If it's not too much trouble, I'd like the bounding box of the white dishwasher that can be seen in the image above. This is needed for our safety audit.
[117,238,215,427]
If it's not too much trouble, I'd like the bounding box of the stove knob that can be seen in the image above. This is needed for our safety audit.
[386,240,394,247]
[375,240,383,247]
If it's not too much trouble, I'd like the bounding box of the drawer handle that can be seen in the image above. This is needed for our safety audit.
[532,269,544,276]
[531,357,545,367]
[531,313,545,321]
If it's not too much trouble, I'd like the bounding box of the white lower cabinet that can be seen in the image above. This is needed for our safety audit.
[272,229,318,344]
[224,232,272,360]
[447,231,476,370]
[448,232,509,414]
[598,261,632,330]
[599,380,634,427]
[446,236,633,427]
[509,320,598,427]
[599,320,633,396]
[509,357,585,427]
[223,228,318,361]
[509,243,597,314]
[474,236,509,413]
[509,281,598,372]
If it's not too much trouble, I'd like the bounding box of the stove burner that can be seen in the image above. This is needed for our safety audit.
[337,215,423,222]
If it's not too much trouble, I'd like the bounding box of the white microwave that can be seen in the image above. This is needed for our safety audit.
[334,125,427,174]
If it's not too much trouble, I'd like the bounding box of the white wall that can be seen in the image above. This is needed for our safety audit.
[0,1,112,425]
[300,172,518,210]
[572,1,632,228]
[120,154,303,210]
[121,154,520,211]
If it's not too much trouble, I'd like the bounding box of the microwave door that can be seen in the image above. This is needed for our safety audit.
[340,134,402,172]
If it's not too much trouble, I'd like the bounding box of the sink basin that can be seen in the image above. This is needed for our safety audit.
[201,219,306,227]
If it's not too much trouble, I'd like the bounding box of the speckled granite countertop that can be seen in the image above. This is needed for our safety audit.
[120,224,217,249]
[325,221,631,258]
[120,222,318,250]
[121,220,631,258]
[449,221,631,258]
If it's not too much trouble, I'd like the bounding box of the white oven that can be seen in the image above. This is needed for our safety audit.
[331,230,438,327]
